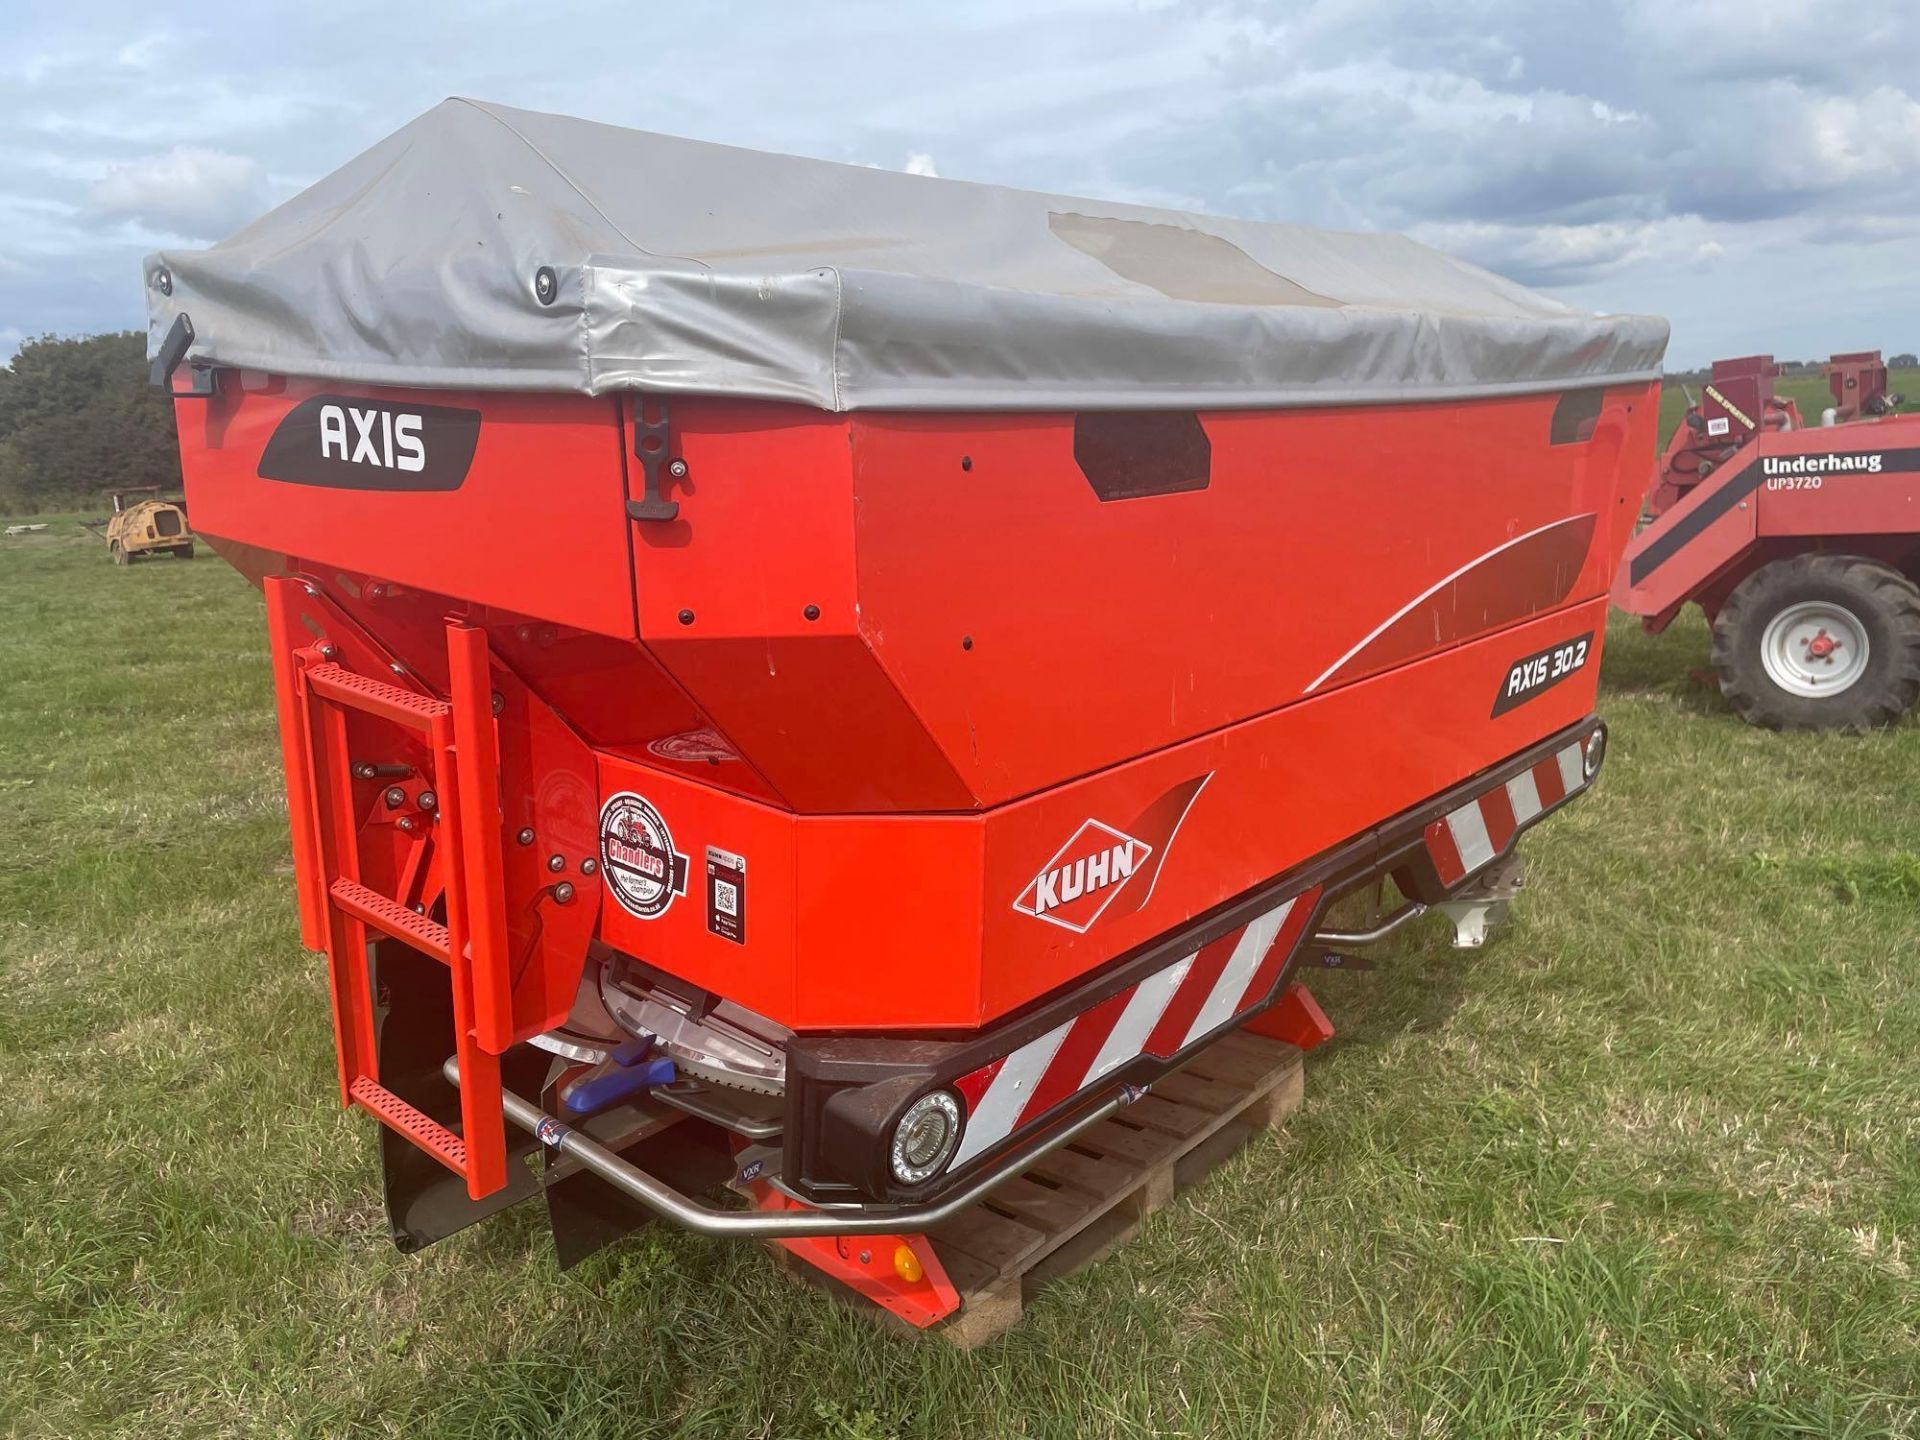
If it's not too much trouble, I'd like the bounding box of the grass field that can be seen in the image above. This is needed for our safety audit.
[2,520,1917,1439]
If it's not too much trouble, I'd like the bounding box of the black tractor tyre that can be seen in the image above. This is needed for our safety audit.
[110,540,129,566]
[173,542,195,559]
[1711,554,1920,731]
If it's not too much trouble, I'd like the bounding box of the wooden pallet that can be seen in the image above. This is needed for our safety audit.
[769,1030,1305,1348]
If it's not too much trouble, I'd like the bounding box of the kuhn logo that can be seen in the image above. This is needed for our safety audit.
[1013,775,1214,935]
[257,394,480,492]
[1014,820,1155,933]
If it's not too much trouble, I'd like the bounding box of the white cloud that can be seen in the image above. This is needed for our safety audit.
[0,0,1914,367]
[86,145,270,241]
[1408,217,1710,286]
[114,34,170,70]
[1801,86,1920,182]
[862,152,942,177]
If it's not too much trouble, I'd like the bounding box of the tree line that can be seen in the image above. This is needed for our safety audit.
[0,332,181,514]
[3,329,1911,516]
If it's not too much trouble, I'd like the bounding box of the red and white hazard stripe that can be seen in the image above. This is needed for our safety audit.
[950,887,1320,1167]
[1423,740,1590,887]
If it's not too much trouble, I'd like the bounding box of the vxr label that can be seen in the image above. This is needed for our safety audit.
[1493,632,1592,716]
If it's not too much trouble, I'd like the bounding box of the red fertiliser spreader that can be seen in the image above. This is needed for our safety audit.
[146,100,1665,1329]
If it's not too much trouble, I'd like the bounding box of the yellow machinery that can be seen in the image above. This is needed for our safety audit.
[103,489,195,563]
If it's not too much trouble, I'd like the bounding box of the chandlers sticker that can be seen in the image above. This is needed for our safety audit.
[1013,774,1211,934]
[706,845,747,944]
[1493,632,1593,717]
[598,792,689,920]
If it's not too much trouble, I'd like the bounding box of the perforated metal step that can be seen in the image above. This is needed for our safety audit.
[330,877,452,964]
[305,663,451,730]
[349,1075,469,1175]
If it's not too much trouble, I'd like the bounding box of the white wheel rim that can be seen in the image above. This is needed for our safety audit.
[1759,600,1870,698]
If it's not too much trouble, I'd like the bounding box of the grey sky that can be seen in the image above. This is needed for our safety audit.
[5,0,1916,370]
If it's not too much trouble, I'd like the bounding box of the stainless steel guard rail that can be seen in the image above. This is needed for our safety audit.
[1312,900,1427,947]
[444,1056,1131,1238]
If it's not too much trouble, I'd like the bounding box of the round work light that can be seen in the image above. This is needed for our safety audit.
[1583,726,1606,779]
[889,1091,962,1185]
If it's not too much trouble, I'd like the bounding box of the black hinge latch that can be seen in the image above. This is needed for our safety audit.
[148,313,219,398]
[625,397,682,522]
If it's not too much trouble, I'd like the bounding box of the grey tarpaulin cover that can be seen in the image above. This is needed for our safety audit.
[145,98,1669,411]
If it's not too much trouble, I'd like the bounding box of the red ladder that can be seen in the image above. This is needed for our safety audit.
[264,578,514,1200]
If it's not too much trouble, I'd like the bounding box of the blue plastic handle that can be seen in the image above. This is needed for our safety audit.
[611,1036,655,1068]
[561,1055,677,1114]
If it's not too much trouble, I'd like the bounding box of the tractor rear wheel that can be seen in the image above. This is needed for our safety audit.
[173,543,195,559]
[110,540,128,566]
[1711,554,1920,730]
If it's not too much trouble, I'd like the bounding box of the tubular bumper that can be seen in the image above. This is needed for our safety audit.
[444,1054,1134,1239]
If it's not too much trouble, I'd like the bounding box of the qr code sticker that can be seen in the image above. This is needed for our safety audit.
[705,846,746,943]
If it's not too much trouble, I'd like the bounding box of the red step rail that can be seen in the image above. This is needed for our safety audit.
[263,577,513,1200]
